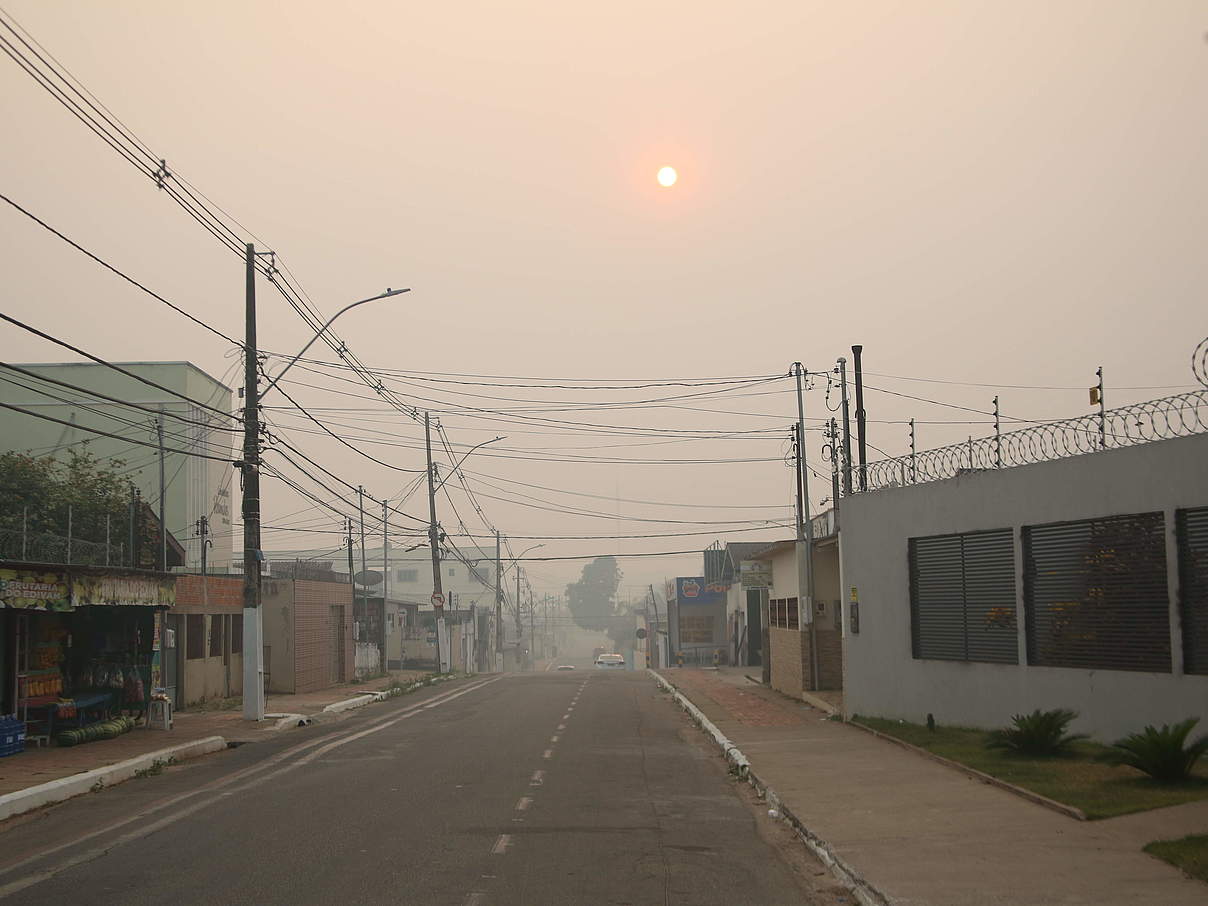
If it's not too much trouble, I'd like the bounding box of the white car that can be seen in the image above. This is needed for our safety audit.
[594,654,626,670]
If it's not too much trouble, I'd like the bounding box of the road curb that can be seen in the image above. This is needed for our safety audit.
[649,670,892,906]
[0,735,227,824]
[320,674,464,715]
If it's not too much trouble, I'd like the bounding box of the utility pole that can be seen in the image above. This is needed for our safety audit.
[346,517,355,610]
[648,584,662,669]
[357,484,370,670]
[837,357,853,496]
[382,499,389,668]
[852,346,868,492]
[793,363,819,692]
[155,408,167,571]
[424,413,447,673]
[528,585,535,667]
[515,565,523,656]
[993,396,1002,468]
[241,242,264,721]
[495,530,503,669]
[1095,367,1106,449]
[197,516,210,577]
[827,419,841,523]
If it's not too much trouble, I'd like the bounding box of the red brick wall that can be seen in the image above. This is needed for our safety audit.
[174,575,244,613]
[292,580,354,693]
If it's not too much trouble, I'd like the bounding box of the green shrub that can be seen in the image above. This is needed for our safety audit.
[986,708,1087,756]
[1104,718,1208,783]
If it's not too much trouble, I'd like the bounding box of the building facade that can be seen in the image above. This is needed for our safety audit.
[0,361,234,570]
[840,432,1208,741]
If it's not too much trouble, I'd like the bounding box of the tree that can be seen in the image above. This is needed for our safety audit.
[0,449,154,566]
[565,556,630,649]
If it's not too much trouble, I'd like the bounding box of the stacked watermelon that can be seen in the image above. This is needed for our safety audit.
[56,716,136,747]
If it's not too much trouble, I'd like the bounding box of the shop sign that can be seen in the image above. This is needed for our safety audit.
[73,574,176,607]
[739,560,772,589]
[0,567,72,610]
[675,577,727,606]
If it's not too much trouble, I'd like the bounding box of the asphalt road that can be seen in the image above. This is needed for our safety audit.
[0,670,824,905]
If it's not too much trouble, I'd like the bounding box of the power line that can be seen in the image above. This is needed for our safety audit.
[0,193,243,349]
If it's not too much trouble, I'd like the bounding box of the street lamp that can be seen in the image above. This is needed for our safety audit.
[434,436,505,493]
[260,287,410,398]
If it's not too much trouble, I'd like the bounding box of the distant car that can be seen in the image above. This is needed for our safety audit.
[595,654,626,669]
[555,664,576,671]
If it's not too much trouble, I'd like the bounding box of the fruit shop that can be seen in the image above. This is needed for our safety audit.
[0,564,174,753]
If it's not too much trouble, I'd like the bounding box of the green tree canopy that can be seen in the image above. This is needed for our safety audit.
[566,555,631,648]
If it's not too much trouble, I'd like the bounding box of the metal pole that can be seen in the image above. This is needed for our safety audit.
[495,530,503,667]
[382,499,389,670]
[852,346,868,492]
[909,419,917,482]
[105,514,110,566]
[22,505,27,560]
[993,396,1002,468]
[837,358,853,496]
[1096,367,1106,449]
[828,418,841,527]
[241,242,264,721]
[357,484,370,670]
[156,408,166,571]
[968,436,974,470]
[424,413,447,673]
[648,584,662,669]
[529,587,535,668]
[199,517,208,577]
[793,363,818,692]
[66,504,72,565]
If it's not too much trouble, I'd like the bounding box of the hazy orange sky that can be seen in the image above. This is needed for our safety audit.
[2,1,1205,597]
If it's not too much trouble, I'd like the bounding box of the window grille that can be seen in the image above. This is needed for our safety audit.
[1176,506,1208,675]
[1024,512,1170,673]
[910,529,1017,664]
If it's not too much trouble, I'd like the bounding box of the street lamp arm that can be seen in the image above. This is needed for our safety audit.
[433,435,505,493]
[260,287,410,398]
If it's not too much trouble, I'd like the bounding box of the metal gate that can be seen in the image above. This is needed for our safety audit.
[1177,506,1208,675]
[1024,511,1170,672]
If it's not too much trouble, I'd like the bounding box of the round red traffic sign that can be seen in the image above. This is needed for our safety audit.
[431,592,445,607]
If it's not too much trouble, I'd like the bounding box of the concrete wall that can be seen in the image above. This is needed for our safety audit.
[261,579,353,694]
[174,576,244,707]
[840,433,1208,741]
[769,627,804,695]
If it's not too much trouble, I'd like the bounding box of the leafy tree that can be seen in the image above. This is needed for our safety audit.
[0,449,154,566]
[565,556,630,649]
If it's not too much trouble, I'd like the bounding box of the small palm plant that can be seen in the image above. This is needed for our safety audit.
[1104,718,1208,783]
[987,708,1087,756]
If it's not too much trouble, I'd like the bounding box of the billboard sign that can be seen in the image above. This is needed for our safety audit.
[675,577,727,606]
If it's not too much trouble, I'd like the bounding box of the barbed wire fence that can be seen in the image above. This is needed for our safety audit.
[851,389,1208,493]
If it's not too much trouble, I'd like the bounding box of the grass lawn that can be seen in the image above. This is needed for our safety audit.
[1145,834,1208,883]
[855,716,1208,820]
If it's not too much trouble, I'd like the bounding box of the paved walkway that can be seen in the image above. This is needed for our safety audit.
[0,671,428,797]
[658,667,1208,906]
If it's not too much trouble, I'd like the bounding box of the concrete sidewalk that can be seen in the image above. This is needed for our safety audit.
[0,670,429,798]
[657,667,1208,906]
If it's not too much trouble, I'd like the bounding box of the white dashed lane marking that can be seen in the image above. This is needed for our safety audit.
[463,892,487,906]
[491,834,512,855]
[530,770,545,786]
[550,735,559,743]
[542,748,554,759]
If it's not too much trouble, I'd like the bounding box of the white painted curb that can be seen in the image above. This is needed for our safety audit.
[0,735,227,823]
[648,669,749,774]
[322,693,381,713]
[648,670,891,906]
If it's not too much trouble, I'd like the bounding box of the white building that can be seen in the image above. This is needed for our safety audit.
[840,431,1208,742]
[0,361,234,569]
